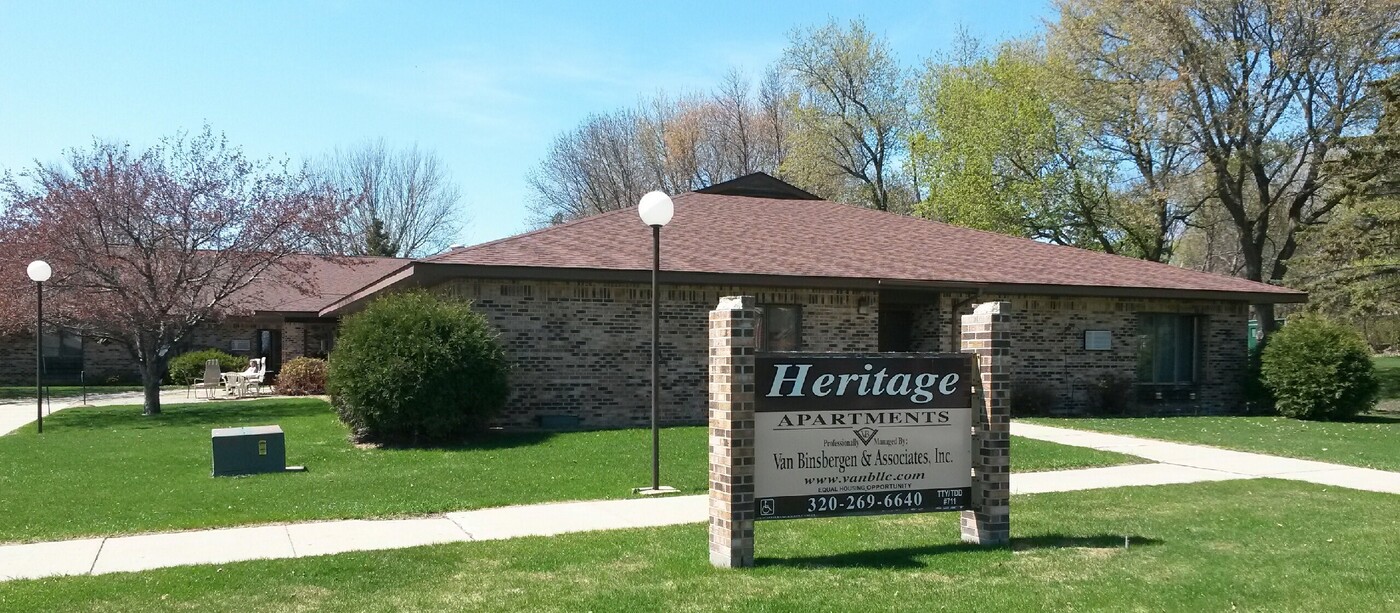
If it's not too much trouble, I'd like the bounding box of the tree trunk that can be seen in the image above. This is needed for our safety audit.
[1237,222,1279,340]
[140,351,163,416]
[1253,303,1278,338]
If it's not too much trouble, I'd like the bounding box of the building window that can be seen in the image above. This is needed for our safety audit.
[41,329,83,359]
[1137,314,1199,384]
[761,305,802,352]
[41,328,84,377]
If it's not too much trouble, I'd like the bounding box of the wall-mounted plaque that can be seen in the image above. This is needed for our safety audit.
[1084,330,1112,351]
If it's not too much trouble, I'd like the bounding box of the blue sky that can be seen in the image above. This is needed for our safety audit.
[0,1,1052,245]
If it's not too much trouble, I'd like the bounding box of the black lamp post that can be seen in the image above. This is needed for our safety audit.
[27,260,52,434]
[636,191,675,495]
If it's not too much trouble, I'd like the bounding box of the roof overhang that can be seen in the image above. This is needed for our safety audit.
[316,263,418,316]
[319,261,1306,316]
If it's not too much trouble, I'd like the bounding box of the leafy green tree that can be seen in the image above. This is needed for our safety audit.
[1052,0,1399,335]
[780,18,912,212]
[913,40,1115,250]
[913,38,1193,260]
[1291,65,1400,347]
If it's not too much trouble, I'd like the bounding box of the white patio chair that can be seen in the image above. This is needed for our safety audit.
[190,358,222,400]
[242,358,268,397]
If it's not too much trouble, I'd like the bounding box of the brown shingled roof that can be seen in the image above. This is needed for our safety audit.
[419,192,1303,302]
[231,254,410,315]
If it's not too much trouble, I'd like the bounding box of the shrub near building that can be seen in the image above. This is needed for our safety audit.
[328,290,509,445]
[166,349,248,386]
[276,357,328,396]
[1260,317,1380,420]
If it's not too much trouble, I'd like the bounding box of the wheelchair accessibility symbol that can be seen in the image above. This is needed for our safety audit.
[759,498,776,516]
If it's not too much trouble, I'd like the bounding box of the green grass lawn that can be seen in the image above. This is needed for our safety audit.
[1376,355,1400,411]
[1026,413,1400,471]
[0,398,1137,544]
[1008,436,1144,472]
[0,385,144,401]
[3,479,1394,612]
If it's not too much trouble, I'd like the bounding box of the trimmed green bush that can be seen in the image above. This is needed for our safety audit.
[1260,317,1380,420]
[1241,341,1276,415]
[276,357,328,396]
[328,290,509,445]
[167,349,248,386]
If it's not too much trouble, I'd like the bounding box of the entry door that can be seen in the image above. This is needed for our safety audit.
[878,309,915,352]
[256,329,282,374]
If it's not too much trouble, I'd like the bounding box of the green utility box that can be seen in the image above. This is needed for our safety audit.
[211,425,286,476]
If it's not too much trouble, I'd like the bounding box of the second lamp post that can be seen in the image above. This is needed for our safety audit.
[637,191,675,494]
[27,260,52,434]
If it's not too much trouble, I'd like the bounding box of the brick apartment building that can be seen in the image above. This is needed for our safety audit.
[1,174,1304,428]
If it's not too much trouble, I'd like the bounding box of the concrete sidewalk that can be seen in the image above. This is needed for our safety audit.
[0,390,290,436]
[0,461,1250,583]
[1012,421,1400,495]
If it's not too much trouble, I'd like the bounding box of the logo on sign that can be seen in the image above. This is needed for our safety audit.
[853,427,879,445]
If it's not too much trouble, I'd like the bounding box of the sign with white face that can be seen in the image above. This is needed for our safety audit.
[754,353,975,521]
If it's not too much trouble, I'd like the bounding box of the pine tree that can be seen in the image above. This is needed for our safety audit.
[364,217,400,257]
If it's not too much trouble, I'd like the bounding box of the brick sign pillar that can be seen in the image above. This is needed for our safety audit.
[959,301,1012,546]
[708,296,758,568]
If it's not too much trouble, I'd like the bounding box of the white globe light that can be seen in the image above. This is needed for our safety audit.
[638,191,674,227]
[26,260,52,283]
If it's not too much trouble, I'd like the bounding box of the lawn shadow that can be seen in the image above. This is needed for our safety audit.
[1338,413,1400,424]
[375,430,558,451]
[758,534,1163,569]
[1373,367,1400,400]
[48,398,330,431]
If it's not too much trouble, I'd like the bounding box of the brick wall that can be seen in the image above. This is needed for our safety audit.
[434,279,878,429]
[0,280,1255,420]
[937,292,1249,415]
[190,319,266,357]
[0,333,139,385]
[434,281,1249,427]
[281,323,307,368]
[0,315,338,386]
[907,303,940,352]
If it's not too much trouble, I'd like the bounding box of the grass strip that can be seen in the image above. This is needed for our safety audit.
[2,479,1393,612]
[0,399,1138,543]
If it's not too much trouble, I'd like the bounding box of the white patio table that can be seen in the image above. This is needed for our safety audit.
[220,372,251,398]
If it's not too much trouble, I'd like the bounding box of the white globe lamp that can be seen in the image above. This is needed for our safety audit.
[27,260,52,283]
[638,191,674,227]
